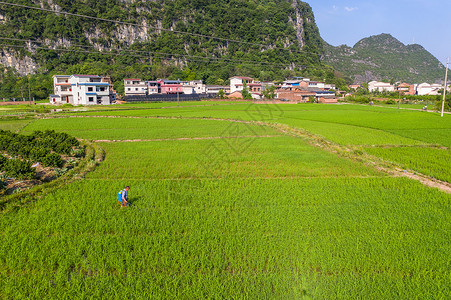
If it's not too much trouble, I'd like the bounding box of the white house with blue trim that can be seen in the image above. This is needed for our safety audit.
[50,75,112,105]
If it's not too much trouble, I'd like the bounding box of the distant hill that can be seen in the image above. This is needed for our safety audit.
[323,33,445,84]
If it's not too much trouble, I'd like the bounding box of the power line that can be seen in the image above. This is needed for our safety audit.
[0,36,294,68]
[0,37,322,69]
[0,0,322,57]
[0,43,321,70]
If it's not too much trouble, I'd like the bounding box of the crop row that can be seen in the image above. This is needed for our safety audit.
[1,177,450,298]
[90,137,380,180]
[22,117,279,140]
[365,146,451,183]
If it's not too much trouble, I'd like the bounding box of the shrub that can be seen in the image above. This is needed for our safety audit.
[0,180,6,190]
[29,147,50,163]
[71,147,86,158]
[42,153,64,168]
[0,155,6,170]
[5,159,35,180]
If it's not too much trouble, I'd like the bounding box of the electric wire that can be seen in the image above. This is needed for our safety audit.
[0,36,298,68]
[0,0,322,57]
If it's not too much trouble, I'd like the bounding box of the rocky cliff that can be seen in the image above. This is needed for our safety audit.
[0,0,324,76]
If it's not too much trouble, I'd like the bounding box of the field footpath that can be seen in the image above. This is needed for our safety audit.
[93,135,282,143]
[34,114,451,194]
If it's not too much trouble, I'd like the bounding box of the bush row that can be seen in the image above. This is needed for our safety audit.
[0,155,35,180]
[0,130,82,167]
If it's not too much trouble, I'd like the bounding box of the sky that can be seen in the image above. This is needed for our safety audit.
[308,0,451,66]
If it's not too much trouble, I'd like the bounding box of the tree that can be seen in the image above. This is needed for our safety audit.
[241,81,253,100]
[217,89,226,99]
[262,85,276,99]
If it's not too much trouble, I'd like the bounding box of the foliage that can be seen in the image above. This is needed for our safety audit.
[217,89,225,99]
[241,81,252,100]
[0,129,82,179]
[324,34,445,83]
[3,158,35,180]
[262,85,276,99]
[42,153,64,168]
[0,0,350,98]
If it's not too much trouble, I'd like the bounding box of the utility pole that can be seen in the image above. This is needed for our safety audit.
[28,75,32,104]
[441,57,449,117]
[398,90,401,109]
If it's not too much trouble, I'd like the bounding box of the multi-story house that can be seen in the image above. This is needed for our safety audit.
[70,75,111,105]
[160,80,183,94]
[368,81,395,93]
[124,79,147,96]
[50,75,72,104]
[50,75,112,105]
[181,80,206,94]
[416,82,442,95]
[147,80,162,94]
[230,76,254,93]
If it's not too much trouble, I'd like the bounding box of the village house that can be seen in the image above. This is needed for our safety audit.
[160,80,183,94]
[50,75,72,105]
[181,80,207,94]
[147,80,161,94]
[396,83,416,95]
[275,87,337,103]
[50,75,112,105]
[276,87,316,102]
[349,84,363,90]
[416,82,442,96]
[229,76,264,99]
[230,76,254,93]
[124,79,147,96]
[206,85,230,94]
[368,81,395,93]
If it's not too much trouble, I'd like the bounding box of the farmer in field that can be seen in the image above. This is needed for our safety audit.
[120,186,130,207]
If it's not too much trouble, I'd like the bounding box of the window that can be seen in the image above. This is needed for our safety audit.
[88,97,94,102]
[88,87,93,92]
[128,88,131,91]
[135,88,138,91]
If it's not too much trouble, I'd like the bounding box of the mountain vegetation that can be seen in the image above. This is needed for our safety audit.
[323,34,445,84]
[0,0,349,98]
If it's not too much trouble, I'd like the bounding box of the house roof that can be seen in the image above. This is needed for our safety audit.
[124,78,142,81]
[231,76,253,80]
[72,74,101,78]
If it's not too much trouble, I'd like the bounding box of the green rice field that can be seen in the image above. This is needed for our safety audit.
[1,102,450,299]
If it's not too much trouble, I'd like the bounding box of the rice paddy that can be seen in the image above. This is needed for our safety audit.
[1,102,450,299]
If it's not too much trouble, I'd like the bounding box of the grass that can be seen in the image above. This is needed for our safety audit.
[21,117,279,140]
[365,146,451,183]
[0,119,32,132]
[1,101,451,298]
[90,137,380,180]
[1,177,450,298]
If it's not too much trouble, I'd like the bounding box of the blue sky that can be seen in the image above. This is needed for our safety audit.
[308,0,451,65]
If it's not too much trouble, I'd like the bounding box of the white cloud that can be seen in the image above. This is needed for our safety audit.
[344,6,358,12]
